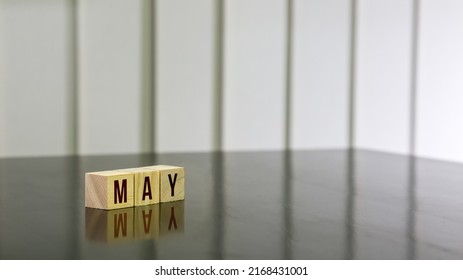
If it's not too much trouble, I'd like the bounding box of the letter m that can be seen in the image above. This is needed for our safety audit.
[114,179,127,204]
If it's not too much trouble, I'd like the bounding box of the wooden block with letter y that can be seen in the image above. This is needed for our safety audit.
[152,165,185,203]
[85,170,134,210]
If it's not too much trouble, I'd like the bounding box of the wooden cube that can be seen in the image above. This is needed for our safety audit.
[134,204,160,240]
[143,165,184,203]
[85,207,134,243]
[118,167,160,206]
[160,200,184,237]
[85,170,134,210]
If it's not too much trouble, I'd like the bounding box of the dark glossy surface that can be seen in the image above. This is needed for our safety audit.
[1,150,463,259]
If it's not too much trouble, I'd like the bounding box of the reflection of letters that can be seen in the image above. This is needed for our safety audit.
[85,201,184,243]
[160,200,184,237]
[142,210,152,234]
[114,213,127,238]
[134,205,159,240]
[168,173,178,197]
[142,176,152,201]
[168,207,177,230]
[114,179,127,204]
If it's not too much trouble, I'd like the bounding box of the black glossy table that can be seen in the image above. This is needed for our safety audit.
[1,150,463,259]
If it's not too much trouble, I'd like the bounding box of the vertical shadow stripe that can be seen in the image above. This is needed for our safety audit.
[348,0,357,148]
[409,0,420,156]
[71,0,79,155]
[284,0,294,150]
[214,0,224,152]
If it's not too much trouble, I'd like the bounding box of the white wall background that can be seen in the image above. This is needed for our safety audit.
[223,0,286,151]
[415,0,463,163]
[291,0,350,150]
[0,0,75,157]
[156,0,216,152]
[355,0,412,155]
[78,0,147,155]
[1,0,463,163]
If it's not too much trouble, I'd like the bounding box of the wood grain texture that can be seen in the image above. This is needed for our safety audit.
[85,165,184,210]
[135,168,160,206]
[152,165,185,203]
[85,170,134,210]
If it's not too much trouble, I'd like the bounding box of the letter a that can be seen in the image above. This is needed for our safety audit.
[142,176,152,201]
[143,210,152,234]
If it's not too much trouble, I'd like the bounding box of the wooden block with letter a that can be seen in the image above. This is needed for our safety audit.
[118,167,160,206]
[146,165,185,203]
[135,168,160,206]
[85,170,134,210]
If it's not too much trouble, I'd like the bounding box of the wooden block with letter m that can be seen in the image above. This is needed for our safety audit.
[85,170,135,210]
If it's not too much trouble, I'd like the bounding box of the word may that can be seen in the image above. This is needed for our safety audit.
[85,165,185,210]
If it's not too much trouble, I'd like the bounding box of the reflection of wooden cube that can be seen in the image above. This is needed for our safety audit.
[160,200,184,237]
[85,171,134,210]
[134,204,160,240]
[85,207,134,244]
